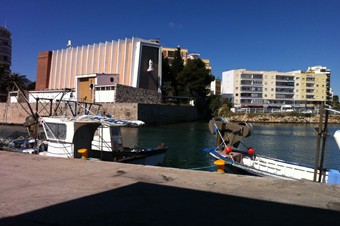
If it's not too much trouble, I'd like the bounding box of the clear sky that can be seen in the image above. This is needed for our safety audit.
[1,0,340,95]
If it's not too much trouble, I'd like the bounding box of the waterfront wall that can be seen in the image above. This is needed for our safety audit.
[4,101,339,125]
[0,102,198,125]
[115,85,161,104]
[228,113,340,124]
[138,104,199,124]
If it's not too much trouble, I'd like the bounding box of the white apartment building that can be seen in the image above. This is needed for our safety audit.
[222,66,331,108]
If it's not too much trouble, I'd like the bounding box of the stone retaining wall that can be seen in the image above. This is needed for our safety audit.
[115,85,161,104]
[0,102,198,125]
[227,113,340,124]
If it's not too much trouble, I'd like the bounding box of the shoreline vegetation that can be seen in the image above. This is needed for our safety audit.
[226,112,340,124]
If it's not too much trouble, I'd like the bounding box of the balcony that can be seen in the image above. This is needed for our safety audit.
[240,81,263,87]
[276,76,294,82]
[240,74,263,80]
[276,82,294,87]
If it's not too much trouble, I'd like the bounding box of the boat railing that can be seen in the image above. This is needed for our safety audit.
[248,156,326,181]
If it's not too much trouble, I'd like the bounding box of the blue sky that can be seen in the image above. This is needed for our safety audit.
[2,0,340,95]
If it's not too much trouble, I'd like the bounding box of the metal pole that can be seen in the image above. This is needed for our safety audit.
[35,98,39,141]
[49,99,53,116]
[318,107,329,182]
[313,102,324,182]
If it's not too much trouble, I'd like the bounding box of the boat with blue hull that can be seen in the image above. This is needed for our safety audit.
[205,117,330,182]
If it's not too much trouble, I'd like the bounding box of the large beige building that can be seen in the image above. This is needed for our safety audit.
[222,66,331,108]
[36,37,162,102]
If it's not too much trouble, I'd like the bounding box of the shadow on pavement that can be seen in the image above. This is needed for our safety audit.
[1,182,339,225]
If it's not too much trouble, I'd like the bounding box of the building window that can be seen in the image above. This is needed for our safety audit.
[167,51,175,58]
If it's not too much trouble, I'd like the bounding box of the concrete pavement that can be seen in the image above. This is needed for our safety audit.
[1,151,340,225]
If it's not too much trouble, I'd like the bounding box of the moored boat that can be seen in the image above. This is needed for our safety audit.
[204,117,329,182]
[33,115,167,166]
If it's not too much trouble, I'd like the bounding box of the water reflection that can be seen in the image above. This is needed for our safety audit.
[122,122,340,171]
[121,121,216,170]
[240,123,340,169]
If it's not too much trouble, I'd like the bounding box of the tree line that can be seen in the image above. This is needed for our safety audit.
[161,46,232,118]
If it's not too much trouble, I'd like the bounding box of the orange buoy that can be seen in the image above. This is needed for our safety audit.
[224,146,232,154]
[247,147,255,155]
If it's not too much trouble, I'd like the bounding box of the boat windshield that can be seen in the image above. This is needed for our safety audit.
[44,123,67,140]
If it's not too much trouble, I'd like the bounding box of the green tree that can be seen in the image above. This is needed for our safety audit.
[27,81,36,91]
[177,58,214,99]
[208,94,233,117]
[171,46,184,95]
[161,55,174,96]
[176,58,214,118]
[0,72,28,92]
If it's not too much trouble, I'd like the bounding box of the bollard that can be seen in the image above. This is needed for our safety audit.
[214,159,225,173]
[78,148,88,159]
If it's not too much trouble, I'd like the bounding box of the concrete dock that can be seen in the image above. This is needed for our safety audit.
[1,151,340,225]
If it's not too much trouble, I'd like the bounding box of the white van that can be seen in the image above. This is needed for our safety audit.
[280,105,294,112]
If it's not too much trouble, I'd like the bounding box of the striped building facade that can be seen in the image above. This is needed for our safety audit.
[36,37,162,92]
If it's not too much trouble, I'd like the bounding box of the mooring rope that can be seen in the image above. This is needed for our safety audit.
[187,165,216,170]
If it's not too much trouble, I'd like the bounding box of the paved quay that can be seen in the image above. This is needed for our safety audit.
[1,151,340,225]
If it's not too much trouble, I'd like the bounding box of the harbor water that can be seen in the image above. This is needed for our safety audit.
[121,121,340,171]
[1,122,340,171]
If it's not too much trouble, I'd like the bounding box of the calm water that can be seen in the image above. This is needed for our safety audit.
[121,121,340,171]
[2,122,340,171]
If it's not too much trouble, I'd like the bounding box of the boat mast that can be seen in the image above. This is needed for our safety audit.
[313,102,329,182]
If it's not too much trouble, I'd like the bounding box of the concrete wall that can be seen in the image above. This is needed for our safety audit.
[0,102,198,125]
[137,104,198,124]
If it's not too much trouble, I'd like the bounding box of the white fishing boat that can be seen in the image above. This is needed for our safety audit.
[205,147,328,181]
[37,115,167,165]
[204,116,332,182]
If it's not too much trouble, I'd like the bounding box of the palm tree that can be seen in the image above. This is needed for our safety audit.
[0,72,28,92]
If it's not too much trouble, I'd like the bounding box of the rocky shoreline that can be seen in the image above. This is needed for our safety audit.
[226,113,340,124]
